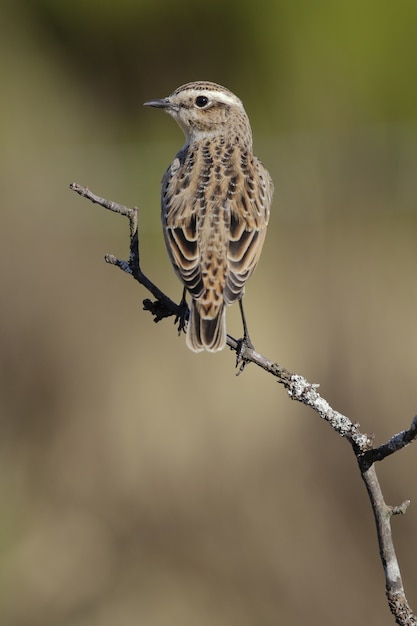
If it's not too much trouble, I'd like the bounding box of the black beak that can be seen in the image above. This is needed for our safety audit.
[144,98,174,110]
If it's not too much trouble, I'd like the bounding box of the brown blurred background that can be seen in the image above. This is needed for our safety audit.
[1,1,417,624]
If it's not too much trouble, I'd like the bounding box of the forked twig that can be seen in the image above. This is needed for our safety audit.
[70,182,417,625]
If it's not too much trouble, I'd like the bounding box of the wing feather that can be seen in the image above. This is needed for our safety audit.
[161,152,205,299]
[224,155,273,304]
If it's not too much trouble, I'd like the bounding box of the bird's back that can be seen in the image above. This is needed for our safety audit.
[161,136,273,312]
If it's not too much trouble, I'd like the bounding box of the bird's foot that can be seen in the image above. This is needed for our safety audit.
[175,293,189,335]
[235,334,254,376]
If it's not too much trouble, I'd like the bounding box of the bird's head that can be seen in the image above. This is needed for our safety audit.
[144,81,252,146]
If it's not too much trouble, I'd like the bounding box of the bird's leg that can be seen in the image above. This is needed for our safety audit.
[176,288,189,335]
[236,298,254,373]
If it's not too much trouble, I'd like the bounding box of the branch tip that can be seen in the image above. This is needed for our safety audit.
[391,500,411,516]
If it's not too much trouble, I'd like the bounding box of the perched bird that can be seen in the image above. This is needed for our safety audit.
[144,81,273,353]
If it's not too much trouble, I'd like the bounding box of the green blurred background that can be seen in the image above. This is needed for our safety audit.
[1,1,417,624]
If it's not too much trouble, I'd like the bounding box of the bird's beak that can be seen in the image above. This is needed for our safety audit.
[144,97,177,111]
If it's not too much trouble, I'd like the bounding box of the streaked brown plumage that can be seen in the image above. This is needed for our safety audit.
[144,81,273,352]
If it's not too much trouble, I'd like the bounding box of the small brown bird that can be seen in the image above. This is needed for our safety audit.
[144,81,273,352]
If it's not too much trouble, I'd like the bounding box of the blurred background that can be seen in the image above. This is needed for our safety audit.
[1,0,417,624]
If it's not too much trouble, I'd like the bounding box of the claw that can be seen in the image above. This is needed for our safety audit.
[175,288,189,335]
[235,298,254,374]
[235,334,254,375]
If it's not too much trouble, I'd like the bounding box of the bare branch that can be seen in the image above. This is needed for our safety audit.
[366,415,417,464]
[391,501,411,516]
[70,182,417,625]
[360,465,416,625]
[70,183,184,325]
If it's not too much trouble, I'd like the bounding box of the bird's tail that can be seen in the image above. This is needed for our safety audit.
[186,300,226,352]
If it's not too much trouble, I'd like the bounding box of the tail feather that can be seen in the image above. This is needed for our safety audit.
[186,300,226,352]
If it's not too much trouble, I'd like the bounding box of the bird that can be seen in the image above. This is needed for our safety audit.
[144,81,273,353]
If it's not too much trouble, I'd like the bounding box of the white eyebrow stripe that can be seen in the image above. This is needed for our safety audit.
[186,89,241,107]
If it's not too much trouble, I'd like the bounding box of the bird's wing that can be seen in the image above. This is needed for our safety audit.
[161,155,205,300]
[224,155,273,303]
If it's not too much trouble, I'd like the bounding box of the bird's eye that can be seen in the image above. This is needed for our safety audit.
[195,95,209,108]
